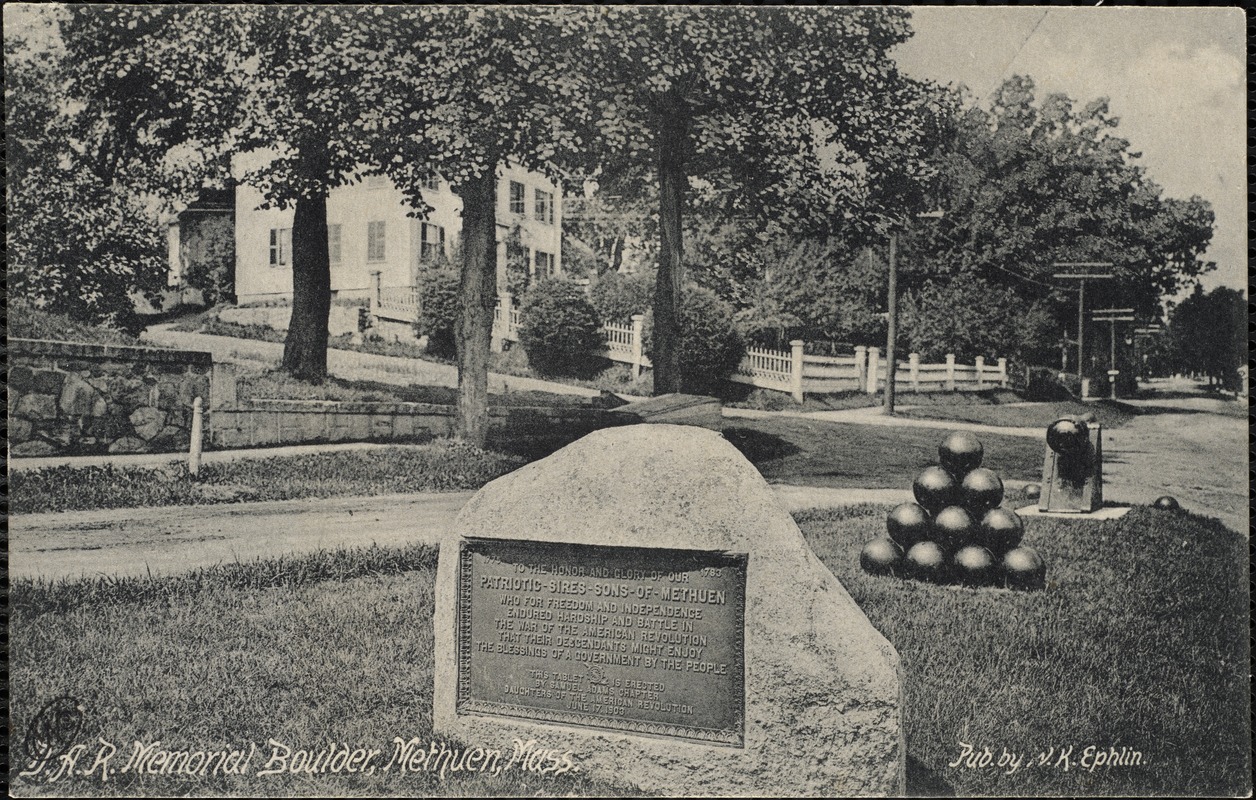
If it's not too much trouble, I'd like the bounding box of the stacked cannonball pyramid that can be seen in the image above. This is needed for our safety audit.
[860,432,1047,590]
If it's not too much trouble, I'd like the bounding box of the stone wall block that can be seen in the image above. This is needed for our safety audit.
[59,374,101,417]
[129,406,166,440]
[108,436,150,454]
[11,417,33,443]
[31,369,66,396]
[16,393,59,421]
[12,440,58,457]
[9,365,34,392]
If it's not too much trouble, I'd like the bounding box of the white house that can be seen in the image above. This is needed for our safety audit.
[233,160,563,305]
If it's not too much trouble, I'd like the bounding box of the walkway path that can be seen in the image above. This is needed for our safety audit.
[9,484,911,581]
[143,326,601,399]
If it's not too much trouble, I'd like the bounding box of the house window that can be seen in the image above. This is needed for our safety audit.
[365,175,388,189]
[534,188,553,224]
[422,172,441,192]
[509,181,526,216]
[535,250,555,276]
[328,224,342,265]
[420,222,446,263]
[269,227,292,267]
[367,220,386,262]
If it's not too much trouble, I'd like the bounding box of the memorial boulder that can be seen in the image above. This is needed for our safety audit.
[433,424,904,796]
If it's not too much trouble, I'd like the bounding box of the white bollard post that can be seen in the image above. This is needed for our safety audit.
[975,355,986,389]
[189,396,204,476]
[854,345,868,393]
[945,353,956,391]
[790,340,805,404]
[631,314,645,379]
[998,357,1008,388]
[909,352,920,393]
[866,347,881,396]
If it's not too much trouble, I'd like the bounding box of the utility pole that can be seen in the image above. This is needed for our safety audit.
[882,210,944,416]
[883,232,898,415]
[1092,308,1134,399]
[1052,263,1114,381]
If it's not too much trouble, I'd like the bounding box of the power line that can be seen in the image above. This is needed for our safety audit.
[986,8,1051,99]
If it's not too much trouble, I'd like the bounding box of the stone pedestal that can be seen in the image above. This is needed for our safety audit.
[432,424,904,797]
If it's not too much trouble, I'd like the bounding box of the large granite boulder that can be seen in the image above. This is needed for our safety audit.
[433,424,904,797]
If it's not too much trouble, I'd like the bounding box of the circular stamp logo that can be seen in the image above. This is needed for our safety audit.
[24,695,85,769]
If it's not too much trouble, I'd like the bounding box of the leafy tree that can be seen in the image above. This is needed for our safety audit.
[368,7,598,446]
[897,76,1215,363]
[58,5,390,381]
[6,6,167,327]
[580,7,943,393]
[1168,285,1246,391]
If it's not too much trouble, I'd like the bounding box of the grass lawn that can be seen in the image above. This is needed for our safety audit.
[714,416,1043,488]
[9,443,526,515]
[10,419,1041,515]
[9,507,1248,796]
[899,399,1138,430]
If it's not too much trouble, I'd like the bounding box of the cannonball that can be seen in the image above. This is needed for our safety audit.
[953,545,998,587]
[1002,546,1046,591]
[939,432,984,477]
[913,466,957,512]
[860,537,904,577]
[961,467,1005,513]
[905,541,948,583]
[1152,495,1181,511]
[1022,483,1042,501]
[977,507,1025,555]
[886,502,932,549]
[1046,418,1090,455]
[932,505,977,552]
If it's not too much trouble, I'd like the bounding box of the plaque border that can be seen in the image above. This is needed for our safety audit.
[455,537,747,747]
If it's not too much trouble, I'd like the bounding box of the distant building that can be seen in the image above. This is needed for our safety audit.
[233,161,563,305]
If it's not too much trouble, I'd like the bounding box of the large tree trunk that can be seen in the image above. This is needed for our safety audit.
[282,191,331,382]
[454,165,498,448]
[653,94,687,395]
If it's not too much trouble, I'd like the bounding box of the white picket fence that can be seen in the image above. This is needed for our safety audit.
[369,278,1008,403]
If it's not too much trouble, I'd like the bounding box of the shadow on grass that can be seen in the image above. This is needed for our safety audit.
[907,753,956,797]
[719,427,802,462]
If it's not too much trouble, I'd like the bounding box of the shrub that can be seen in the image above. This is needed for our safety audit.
[589,271,652,324]
[643,285,745,394]
[1020,365,1076,401]
[8,298,149,346]
[518,277,604,377]
[414,268,461,359]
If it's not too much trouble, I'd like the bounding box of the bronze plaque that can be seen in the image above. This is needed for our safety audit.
[456,537,747,746]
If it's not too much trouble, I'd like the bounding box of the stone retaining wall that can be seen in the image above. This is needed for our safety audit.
[9,339,212,457]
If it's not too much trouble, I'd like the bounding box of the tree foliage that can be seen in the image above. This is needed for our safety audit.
[367,7,601,445]
[1168,285,1246,391]
[576,7,945,393]
[897,76,1215,356]
[6,7,167,327]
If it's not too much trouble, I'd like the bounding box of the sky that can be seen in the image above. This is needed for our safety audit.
[893,6,1247,294]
